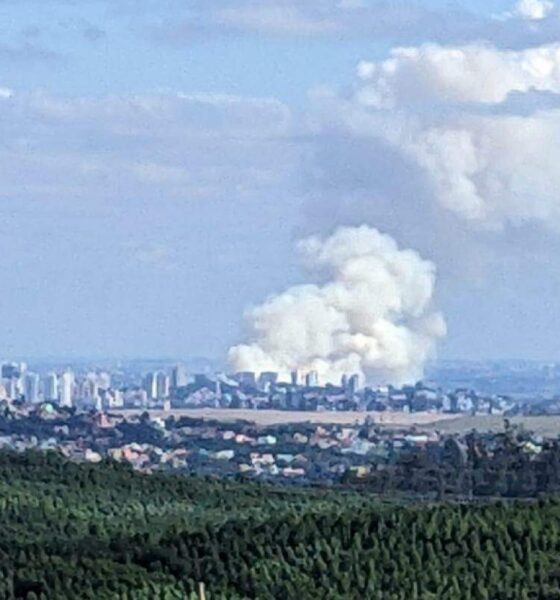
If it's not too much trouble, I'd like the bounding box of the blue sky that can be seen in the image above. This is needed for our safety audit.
[2,0,560,364]
[0,0,528,98]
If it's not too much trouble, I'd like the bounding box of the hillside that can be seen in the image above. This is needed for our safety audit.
[1,450,559,599]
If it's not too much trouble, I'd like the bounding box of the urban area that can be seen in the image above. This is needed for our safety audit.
[1,359,542,415]
[0,358,559,491]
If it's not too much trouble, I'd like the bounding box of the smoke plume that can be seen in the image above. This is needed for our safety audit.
[228,225,446,386]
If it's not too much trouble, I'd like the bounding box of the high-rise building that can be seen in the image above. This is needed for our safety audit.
[258,372,278,390]
[1,362,26,380]
[44,372,59,402]
[104,389,123,409]
[156,371,170,399]
[124,388,147,408]
[84,373,101,405]
[194,373,211,387]
[23,372,40,404]
[143,372,158,400]
[305,371,319,387]
[171,364,188,389]
[138,389,148,407]
[5,378,18,400]
[59,370,75,408]
[97,371,111,391]
[235,372,256,388]
[348,374,362,394]
[290,370,301,386]
[2,362,26,401]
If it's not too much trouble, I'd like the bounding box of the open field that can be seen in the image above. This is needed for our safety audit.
[422,415,560,437]
[113,408,457,427]
[113,408,560,435]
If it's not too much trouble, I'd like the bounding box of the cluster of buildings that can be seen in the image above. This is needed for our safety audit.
[0,362,118,410]
[232,370,361,393]
[0,400,440,481]
[0,362,191,411]
[0,401,546,486]
[0,360,520,416]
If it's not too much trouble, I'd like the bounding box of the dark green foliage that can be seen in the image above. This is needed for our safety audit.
[0,449,559,599]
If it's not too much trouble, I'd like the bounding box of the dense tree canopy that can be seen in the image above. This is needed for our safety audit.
[1,450,559,599]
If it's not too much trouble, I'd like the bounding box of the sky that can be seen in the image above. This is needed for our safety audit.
[2,0,560,365]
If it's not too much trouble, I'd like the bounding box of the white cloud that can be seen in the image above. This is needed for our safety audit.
[406,112,560,224]
[315,42,560,228]
[356,43,560,107]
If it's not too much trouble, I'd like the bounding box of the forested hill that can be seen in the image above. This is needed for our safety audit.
[2,450,560,599]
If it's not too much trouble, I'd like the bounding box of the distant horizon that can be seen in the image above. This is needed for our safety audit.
[2,355,558,367]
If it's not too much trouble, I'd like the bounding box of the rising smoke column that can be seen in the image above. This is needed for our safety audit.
[228,225,446,385]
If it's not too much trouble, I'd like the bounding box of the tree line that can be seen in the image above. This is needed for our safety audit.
[1,449,560,599]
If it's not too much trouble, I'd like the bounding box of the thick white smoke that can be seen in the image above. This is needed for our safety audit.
[228,225,446,386]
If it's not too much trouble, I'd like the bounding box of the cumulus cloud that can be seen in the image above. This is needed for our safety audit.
[355,44,560,107]
[229,225,446,385]
[313,42,560,228]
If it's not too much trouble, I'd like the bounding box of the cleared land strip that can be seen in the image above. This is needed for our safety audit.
[421,415,560,436]
[112,409,560,434]
[112,408,457,427]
